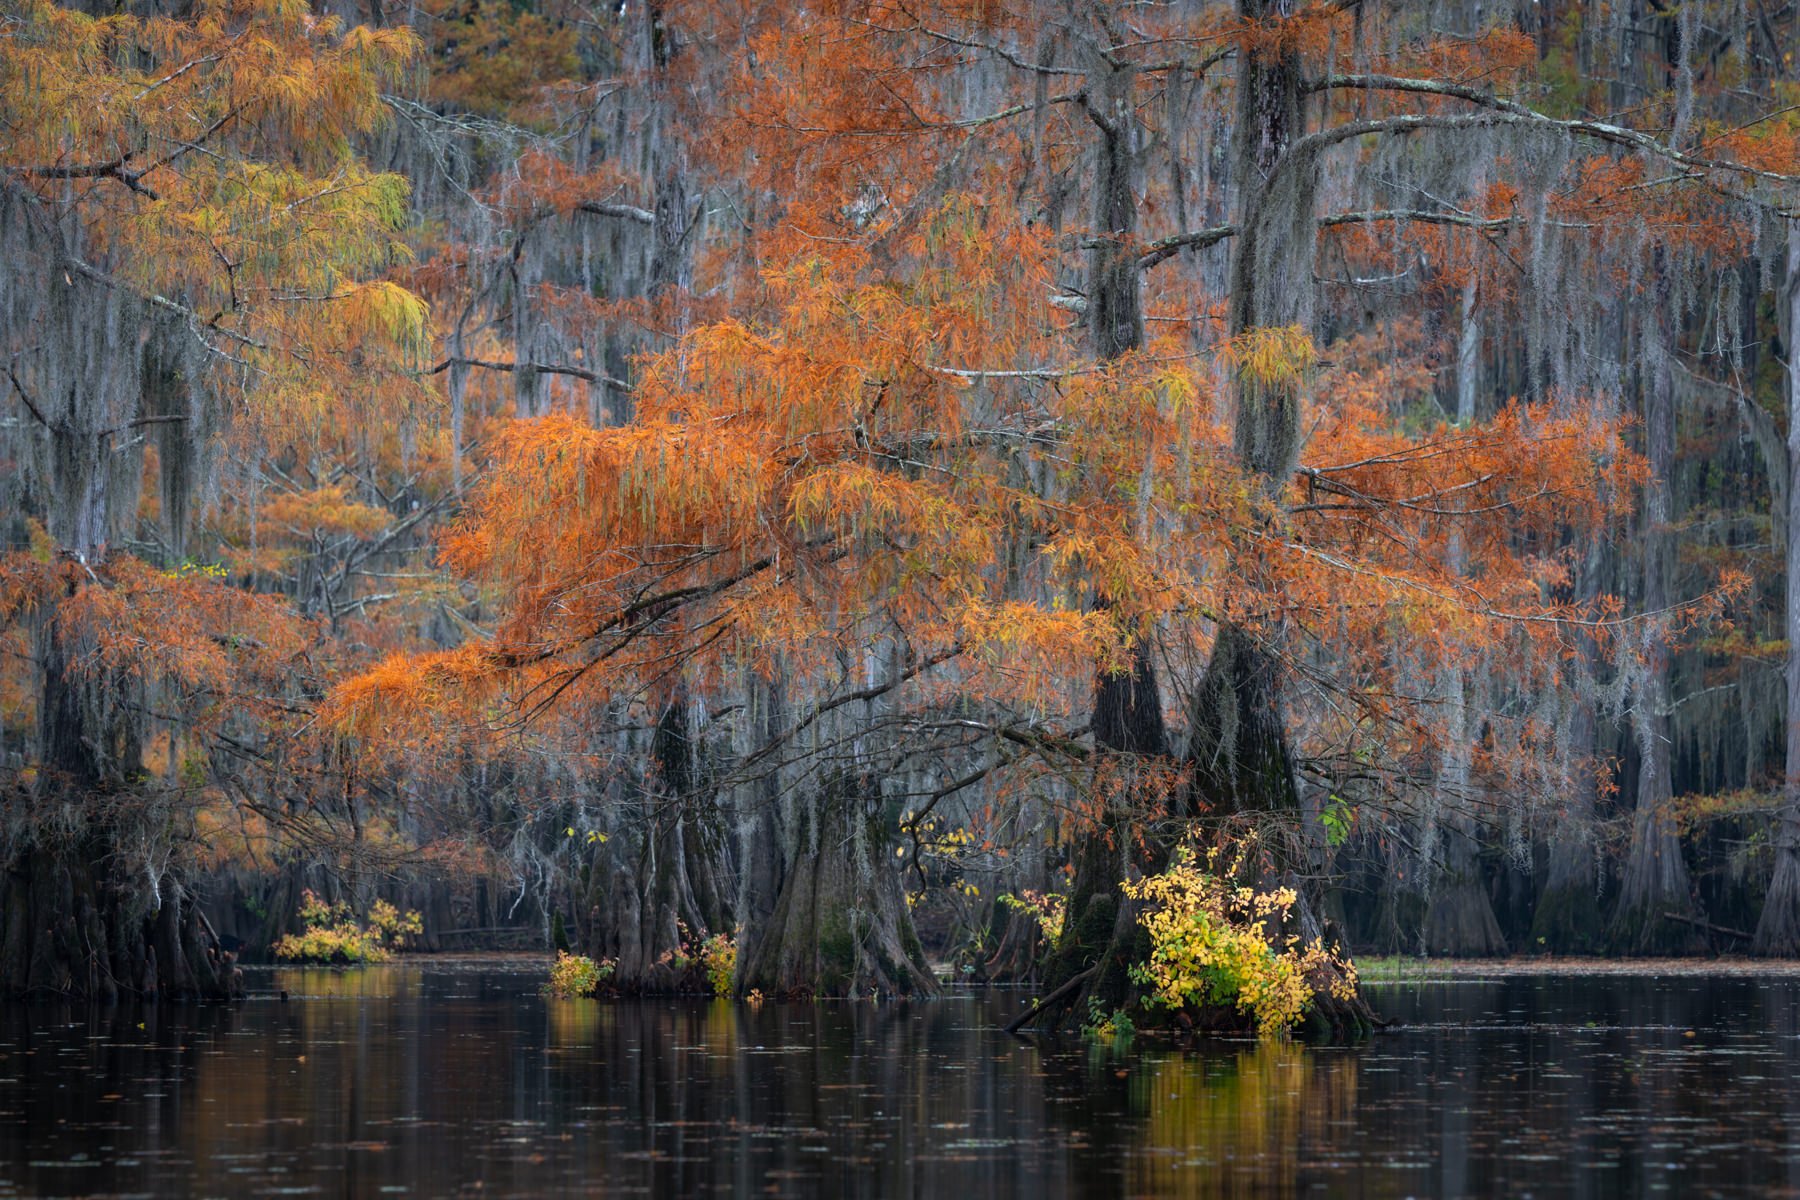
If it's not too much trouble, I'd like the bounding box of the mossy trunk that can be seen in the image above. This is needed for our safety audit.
[1755,230,1800,958]
[2,616,238,1000]
[736,773,935,998]
[1421,827,1507,957]
[580,701,735,991]
[1612,268,1705,955]
[1187,624,1300,820]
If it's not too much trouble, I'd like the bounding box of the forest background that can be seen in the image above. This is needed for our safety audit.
[4,0,1800,1020]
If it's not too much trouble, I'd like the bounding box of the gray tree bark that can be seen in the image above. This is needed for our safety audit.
[1613,259,1705,953]
[1755,227,1800,955]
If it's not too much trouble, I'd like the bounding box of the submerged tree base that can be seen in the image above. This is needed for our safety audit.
[1021,844,1376,1041]
[737,775,936,999]
[1608,903,1711,957]
[1,835,241,1001]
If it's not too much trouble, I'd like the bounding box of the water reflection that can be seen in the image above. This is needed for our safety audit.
[3,963,1800,1196]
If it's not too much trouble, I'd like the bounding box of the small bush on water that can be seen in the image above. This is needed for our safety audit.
[1083,1001,1135,1043]
[698,932,737,997]
[273,891,424,964]
[546,951,613,998]
[542,928,735,997]
[1123,845,1358,1037]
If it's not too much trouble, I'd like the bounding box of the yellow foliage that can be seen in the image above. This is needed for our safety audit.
[273,890,423,963]
[1218,325,1316,394]
[1123,844,1359,1037]
[699,932,737,997]
[0,0,429,441]
[998,890,1065,944]
[545,950,613,998]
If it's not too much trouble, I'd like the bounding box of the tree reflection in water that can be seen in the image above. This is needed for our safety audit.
[4,961,1800,1197]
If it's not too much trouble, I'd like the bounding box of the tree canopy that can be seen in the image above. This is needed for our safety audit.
[4,0,1800,1016]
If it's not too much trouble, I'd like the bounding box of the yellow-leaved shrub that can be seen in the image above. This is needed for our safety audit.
[1123,845,1358,1037]
[273,891,423,963]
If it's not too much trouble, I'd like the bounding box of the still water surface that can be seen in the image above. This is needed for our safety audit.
[3,958,1800,1197]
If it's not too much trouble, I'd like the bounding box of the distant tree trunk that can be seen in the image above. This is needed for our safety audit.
[1534,540,1607,952]
[1085,56,1141,363]
[1755,228,1800,955]
[646,0,694,324]
[1613,264,1705,953]
[1457,275,1481,420]
[1421,662,1507,956]
[1422,304,1506,956]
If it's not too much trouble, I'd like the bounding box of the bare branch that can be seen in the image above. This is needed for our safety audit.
[1313,73,1800,193]
[577,201,655,225]
[425,355,634,393]
[10,158,159,199]
[1137,223,1238,270]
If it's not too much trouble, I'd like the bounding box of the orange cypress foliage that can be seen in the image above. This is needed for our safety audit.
[339,197,1647,815]
[1,0,431,441]
[0,556,305,726]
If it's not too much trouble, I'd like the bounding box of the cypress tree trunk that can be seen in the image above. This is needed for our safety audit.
[729,667,933,998]
[1043,647,1170,1013]
[1422,288,1507,956]
[1037,48,1174,1017]
[1532,682,1606,951]
[1421,664,1507,957]
[1182,1,1369,1035]
[580,700,735,991]
[1534,538,1608,952]
[735,772,935,997]
[0,268,237,999]
[2,602,237,999]
[1613,264,1705,954]
[1187,0,1316,831]
[1422,828,1507,956]
[1187,624,1300,819]
[1755,228,1800,955]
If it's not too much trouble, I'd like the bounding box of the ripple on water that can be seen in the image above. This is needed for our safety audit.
[2,963,1800,1197]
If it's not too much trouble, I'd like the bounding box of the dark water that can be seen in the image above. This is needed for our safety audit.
[4,962,1800,1198]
